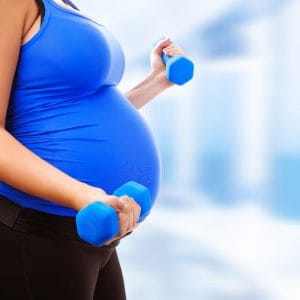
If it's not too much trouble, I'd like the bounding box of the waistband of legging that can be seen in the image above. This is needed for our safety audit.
[0,193,120,248]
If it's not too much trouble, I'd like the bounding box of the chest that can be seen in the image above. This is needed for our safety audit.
[15,6,125,92]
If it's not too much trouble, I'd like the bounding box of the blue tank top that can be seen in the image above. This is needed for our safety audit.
[0,0,162,216]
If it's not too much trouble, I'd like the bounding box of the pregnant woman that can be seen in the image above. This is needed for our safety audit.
[0,0,184,299]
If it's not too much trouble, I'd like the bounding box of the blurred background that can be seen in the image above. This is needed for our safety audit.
[78,0,300,299]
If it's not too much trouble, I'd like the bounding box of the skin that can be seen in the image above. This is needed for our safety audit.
[0,0,184,245]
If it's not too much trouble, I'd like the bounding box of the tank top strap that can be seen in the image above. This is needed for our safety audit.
[63,0,80,11]
[39,0,80,11]
[44,0,103,24]
[39,0,50,9]
[37,0,51,17]
[20,0,51,51]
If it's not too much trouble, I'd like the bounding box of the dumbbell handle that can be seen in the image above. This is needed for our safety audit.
[76,181,151,247]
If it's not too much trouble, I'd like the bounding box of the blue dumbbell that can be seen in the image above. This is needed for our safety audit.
[153,38,194,85]
[76,181,151,247]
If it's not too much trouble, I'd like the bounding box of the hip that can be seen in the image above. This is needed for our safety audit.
[0,193,120,249]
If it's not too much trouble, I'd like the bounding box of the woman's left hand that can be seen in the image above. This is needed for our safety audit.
[150,37,185,86]
[124,37,185,109]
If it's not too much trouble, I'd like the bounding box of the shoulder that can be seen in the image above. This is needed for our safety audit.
[0,0,31,16]
[0,0,39,39]
[0,0,40,33]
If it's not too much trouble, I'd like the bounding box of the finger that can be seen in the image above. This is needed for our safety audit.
[105,195,125,213]
[119,196,134,231]
[126,198,136,231]
[131,197,141,224]
[118,211,130,236]
[163,47,184,56]
[132,223,139,230]
[163,44,178,52]
[152,37,173,56]
[103,207,131,245]
[124,197,140,230]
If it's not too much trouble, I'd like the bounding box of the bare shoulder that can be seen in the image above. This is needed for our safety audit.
[0,0,40,127]
[0,0,30,16]
[0,0,41,35]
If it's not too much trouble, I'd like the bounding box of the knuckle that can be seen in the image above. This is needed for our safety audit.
[108,195,119,202]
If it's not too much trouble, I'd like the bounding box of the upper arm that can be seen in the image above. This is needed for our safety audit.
[0,0,29,128]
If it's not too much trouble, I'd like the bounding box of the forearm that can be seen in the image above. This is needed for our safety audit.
[0,128,102,211]
[124,71,173,109]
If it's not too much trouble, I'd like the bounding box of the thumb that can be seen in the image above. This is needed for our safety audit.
[105,195,125,213]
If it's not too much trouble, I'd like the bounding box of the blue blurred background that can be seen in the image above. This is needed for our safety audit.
[78,0,300,299]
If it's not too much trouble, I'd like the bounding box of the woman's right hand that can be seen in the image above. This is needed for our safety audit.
[81,185,142,245]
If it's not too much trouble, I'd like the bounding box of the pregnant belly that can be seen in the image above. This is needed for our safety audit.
[0,85,161,216]
[19,85,162,204]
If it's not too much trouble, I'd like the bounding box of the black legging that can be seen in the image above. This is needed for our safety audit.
[0,195,126,300]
